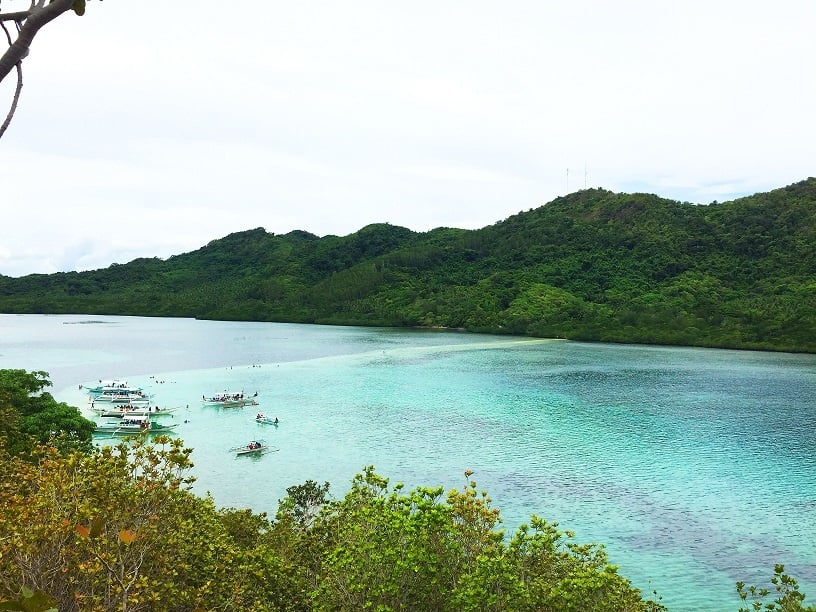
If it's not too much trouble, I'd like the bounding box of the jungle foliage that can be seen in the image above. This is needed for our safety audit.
[1,179,815,352]
[0,416,666,609]
[0,369,95,457]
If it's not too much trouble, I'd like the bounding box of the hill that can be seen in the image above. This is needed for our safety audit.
[1,178,815,352]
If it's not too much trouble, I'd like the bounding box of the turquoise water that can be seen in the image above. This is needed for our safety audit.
[2,314,815,611]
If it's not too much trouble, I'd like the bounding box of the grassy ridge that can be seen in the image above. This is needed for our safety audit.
[1,178,815,352]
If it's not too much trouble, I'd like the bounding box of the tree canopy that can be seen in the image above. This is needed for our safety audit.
[0,368,95,456]
[0,438,667,610]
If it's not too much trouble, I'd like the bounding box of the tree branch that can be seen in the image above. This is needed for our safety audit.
[0,19,23,138]
[0,0,75,84]
[0,60,22,138]
[0,12,36,22]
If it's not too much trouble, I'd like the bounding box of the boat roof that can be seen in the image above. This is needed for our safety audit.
[123,415,150,422]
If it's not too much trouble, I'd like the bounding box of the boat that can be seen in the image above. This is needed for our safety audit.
[91,389,152,405]
[255,412,279,425]
[202,390,259,408]
[93,415,178,436]
[94,405,177,418]
[231,439,275,456]
[86,379,143,396]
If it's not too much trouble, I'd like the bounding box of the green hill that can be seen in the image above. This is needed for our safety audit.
[2,178,815,352]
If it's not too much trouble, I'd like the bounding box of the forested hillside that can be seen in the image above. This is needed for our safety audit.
[1,178,814,352]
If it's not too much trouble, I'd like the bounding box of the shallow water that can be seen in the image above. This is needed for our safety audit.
[2,314,815,611]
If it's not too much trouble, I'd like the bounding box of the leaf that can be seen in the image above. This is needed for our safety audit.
[21,590,59,612]
[75,524,90,538]
[118,529,137,545]
[89,516,105,539]
[0,587,59,611]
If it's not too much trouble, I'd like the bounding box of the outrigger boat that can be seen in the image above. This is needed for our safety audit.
[231,439,275,456]
[86,379,144,396]
[91,389,152,405]
[202,390,259,408]
[255,412,279,425]
[93,405,177,418]
[94,415,178,436]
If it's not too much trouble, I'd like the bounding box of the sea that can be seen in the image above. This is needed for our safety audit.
[1,313,814,611]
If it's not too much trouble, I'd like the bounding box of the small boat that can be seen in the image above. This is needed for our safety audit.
[202,390,259,408]
[230,440,275,456]
[255,412,279,425]
[93,415,178,436]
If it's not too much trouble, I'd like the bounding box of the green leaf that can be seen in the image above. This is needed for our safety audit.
[0,588,59,612]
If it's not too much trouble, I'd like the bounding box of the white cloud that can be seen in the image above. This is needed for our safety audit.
[1,0,814,276]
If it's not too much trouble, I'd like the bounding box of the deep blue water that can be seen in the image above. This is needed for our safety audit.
[1,314,814,611]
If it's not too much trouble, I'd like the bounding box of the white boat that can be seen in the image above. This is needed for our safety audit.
[91,389,152,404]
[230,439,275,456]
[94,405,177,418]
[255,412,279,425]
[87,379,143,395]
[93,415,178,436]
[202,391,258,408]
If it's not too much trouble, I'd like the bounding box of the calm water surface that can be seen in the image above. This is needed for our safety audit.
[2,314,815,611]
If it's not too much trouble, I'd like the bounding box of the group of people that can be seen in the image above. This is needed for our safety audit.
[256,412,279,424]
[204,393,244,402]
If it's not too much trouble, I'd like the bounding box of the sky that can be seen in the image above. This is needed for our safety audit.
[1,1,814,277]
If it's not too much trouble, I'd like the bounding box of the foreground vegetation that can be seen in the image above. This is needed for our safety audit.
[0,445,666,611]
[1,370,813,611]
[1,179,815,353]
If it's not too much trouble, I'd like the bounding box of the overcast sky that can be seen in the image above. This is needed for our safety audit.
[1,1,814,277]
